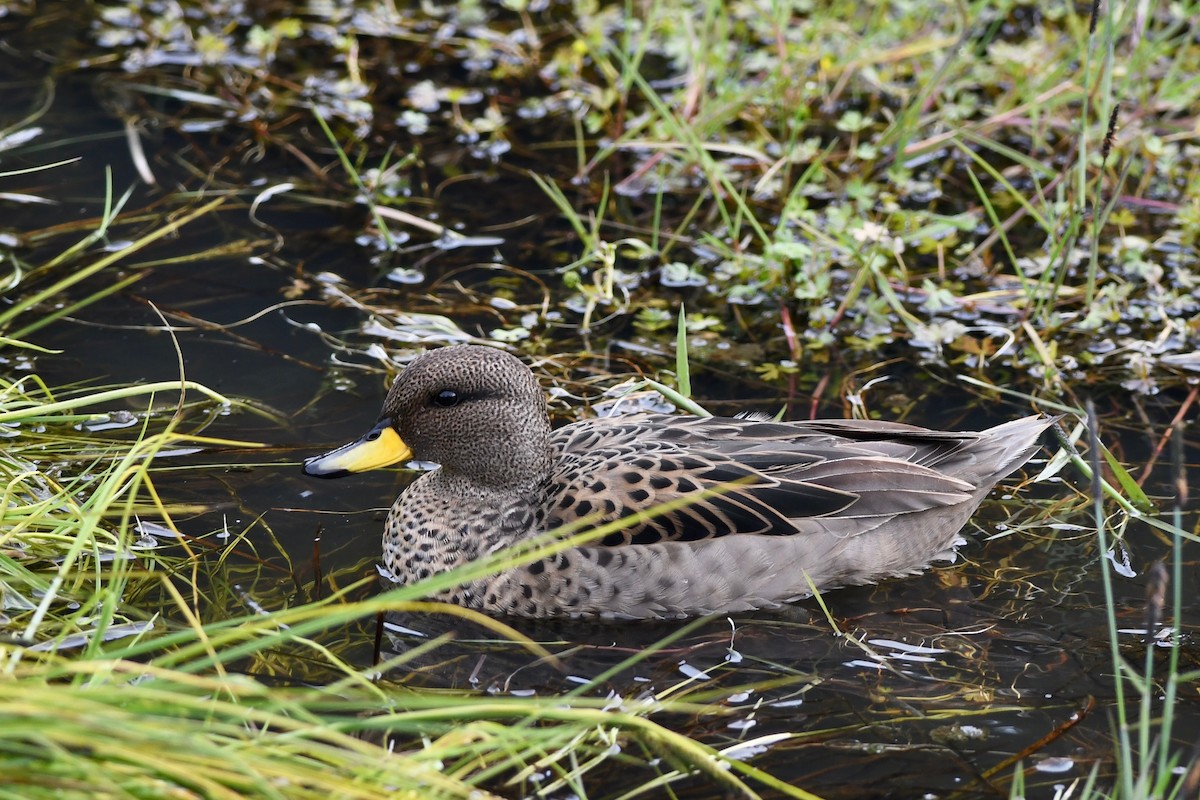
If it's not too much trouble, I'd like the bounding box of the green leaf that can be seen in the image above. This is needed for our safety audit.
[675,305,690,399]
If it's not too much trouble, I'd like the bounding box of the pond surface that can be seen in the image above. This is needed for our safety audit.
[3,3,1199,798]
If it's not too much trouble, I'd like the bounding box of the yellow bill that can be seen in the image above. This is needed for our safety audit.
[302,419,413,478]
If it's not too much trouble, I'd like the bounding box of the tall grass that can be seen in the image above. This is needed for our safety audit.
[1066,406,1198,800]
[0,402,810,798]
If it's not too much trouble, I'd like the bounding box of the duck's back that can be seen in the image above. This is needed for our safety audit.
[540,413,1048,543]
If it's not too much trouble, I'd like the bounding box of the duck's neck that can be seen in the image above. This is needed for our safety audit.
[385,468,542,586]
[447,437,553,493]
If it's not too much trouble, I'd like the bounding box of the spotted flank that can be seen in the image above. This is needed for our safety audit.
[303,345,1053,619]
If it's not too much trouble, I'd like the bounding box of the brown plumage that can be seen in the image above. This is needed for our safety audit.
[303,345,1053,619]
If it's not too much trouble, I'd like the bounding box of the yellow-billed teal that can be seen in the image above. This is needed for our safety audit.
[303,345,1052,619]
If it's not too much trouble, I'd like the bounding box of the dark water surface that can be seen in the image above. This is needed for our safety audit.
[3,8,1198,800]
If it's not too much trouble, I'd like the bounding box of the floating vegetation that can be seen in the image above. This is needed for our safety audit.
[69,0,1200,399]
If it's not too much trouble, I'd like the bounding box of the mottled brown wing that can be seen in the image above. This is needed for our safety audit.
[544,414,977,546]
[540,441,856,545]
[641,415,983,470]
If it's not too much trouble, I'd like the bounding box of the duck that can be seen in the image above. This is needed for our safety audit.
[302,344,1053,619]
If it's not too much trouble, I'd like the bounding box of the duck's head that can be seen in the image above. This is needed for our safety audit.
[302,345,552,489]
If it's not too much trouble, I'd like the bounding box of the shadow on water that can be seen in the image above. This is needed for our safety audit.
[3,4,1199,799]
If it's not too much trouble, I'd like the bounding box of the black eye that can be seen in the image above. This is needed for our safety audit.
[433,389,460,408]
